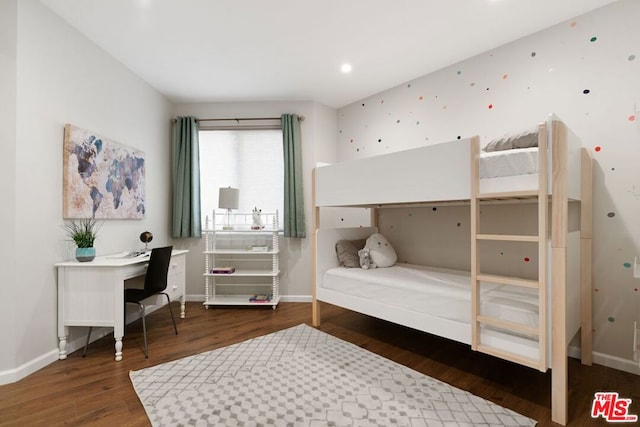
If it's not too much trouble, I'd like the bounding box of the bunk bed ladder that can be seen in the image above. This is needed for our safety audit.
[470,125,548,372]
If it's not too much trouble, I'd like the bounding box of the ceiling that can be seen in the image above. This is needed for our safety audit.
[40,0,618,108]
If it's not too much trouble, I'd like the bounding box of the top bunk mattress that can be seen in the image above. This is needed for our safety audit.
[322,263,539,330]
[479,147,539,179]
[314,116,583,207]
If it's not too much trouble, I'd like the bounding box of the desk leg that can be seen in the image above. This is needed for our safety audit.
[114,337,123,361]
[58,331,68,360]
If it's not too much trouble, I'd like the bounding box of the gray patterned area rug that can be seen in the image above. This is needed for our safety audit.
[130,324,536,426]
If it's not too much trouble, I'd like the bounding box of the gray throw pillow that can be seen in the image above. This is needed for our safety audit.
[335,239,366,268]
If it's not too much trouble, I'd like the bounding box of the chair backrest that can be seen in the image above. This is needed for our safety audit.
[144,246,173,294]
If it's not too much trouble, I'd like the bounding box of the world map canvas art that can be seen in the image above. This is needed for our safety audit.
[63,124,145,219]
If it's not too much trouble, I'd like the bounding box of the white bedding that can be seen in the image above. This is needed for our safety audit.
[480,147,539,179]
[323,263,539,336]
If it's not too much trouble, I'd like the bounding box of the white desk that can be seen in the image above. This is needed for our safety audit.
[55,249,188,361]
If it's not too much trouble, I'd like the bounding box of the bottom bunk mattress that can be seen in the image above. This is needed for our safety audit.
[320,263,544,363]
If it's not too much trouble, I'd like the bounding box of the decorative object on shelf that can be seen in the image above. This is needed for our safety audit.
[248,245,269,252]
[249,294,273,303]
[210,267,236,274]
[251,207,265,230]
[139,231,153,249]
[63,124,145,219]
[218,187,239,230]
[62,217,101,262]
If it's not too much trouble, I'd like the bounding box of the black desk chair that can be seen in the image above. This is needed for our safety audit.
[125,245,178,358]
[83,246,178,358]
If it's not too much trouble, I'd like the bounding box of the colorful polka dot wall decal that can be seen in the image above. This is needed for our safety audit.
[470,82,476,87]
[457,70,462,75]
[502,74,508,80]
[629,115,636,122]
[607,212,615,218]
[590,36,597,42]
[524,257,530,262]
[570,21,577,28]
[531,52,536,57]
[623,262,632,268]
[629,55,636,61]
[583,89,590,94]
[418,96,423,100]
[608,317,615,323]
[595,146,602,152]
[488,104,494,110]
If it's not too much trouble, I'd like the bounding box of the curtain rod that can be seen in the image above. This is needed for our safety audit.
[198,117,279,122]
[172,116,305,123]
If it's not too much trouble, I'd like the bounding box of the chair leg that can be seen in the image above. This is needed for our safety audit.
[162,292,178,335]
[139,303,148,359]
[83,326,93,357]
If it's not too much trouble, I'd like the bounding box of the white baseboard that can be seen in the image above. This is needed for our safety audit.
[185,294,312,303]
[0,304,165,386]
[0,349,60,386]
[568,345,639,375]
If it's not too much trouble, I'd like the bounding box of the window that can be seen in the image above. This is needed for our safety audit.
[199,129,283,228]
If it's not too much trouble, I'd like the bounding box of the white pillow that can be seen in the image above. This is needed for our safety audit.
[365,233,397,268]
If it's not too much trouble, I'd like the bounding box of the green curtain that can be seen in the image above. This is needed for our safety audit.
[171,116,202,238]
[282,114,306,238]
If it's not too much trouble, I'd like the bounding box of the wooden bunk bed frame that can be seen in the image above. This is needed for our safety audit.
[311,115,593,425]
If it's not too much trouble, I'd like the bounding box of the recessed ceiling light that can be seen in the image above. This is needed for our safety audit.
[341,63,353,73]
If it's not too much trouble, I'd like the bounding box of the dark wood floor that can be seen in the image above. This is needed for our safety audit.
[1,302,638,426]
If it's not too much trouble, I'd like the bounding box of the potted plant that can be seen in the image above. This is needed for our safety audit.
[62,218,101,262]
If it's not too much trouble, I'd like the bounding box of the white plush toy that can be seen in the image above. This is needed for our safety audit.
[358,248,377,270]
[251,207,265,230]
[365,233,397,268]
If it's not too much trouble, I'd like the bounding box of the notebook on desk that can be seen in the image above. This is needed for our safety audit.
[107,251,150,259]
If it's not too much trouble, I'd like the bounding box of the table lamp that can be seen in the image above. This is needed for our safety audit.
[218,187,239,230]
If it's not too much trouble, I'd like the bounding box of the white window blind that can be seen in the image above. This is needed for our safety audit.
[199,130,284,228]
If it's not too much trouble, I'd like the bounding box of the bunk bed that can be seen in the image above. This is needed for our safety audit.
[311,115,592,426]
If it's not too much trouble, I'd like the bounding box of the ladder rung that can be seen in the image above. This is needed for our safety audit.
[477,190,539,199]
[476,234,539,242]
[476,315,539,336]
[476,344,544,371]
[477,273,540,289]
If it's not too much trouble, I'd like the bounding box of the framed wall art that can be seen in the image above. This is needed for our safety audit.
[63,124,145,219]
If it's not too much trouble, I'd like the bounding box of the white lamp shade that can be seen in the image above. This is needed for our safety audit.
[218,187,239,210]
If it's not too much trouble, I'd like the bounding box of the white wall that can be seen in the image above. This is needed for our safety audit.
[172,101,337,301]
[0,0,173,384]
[0,0,18,374]
[337,0,640,372]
